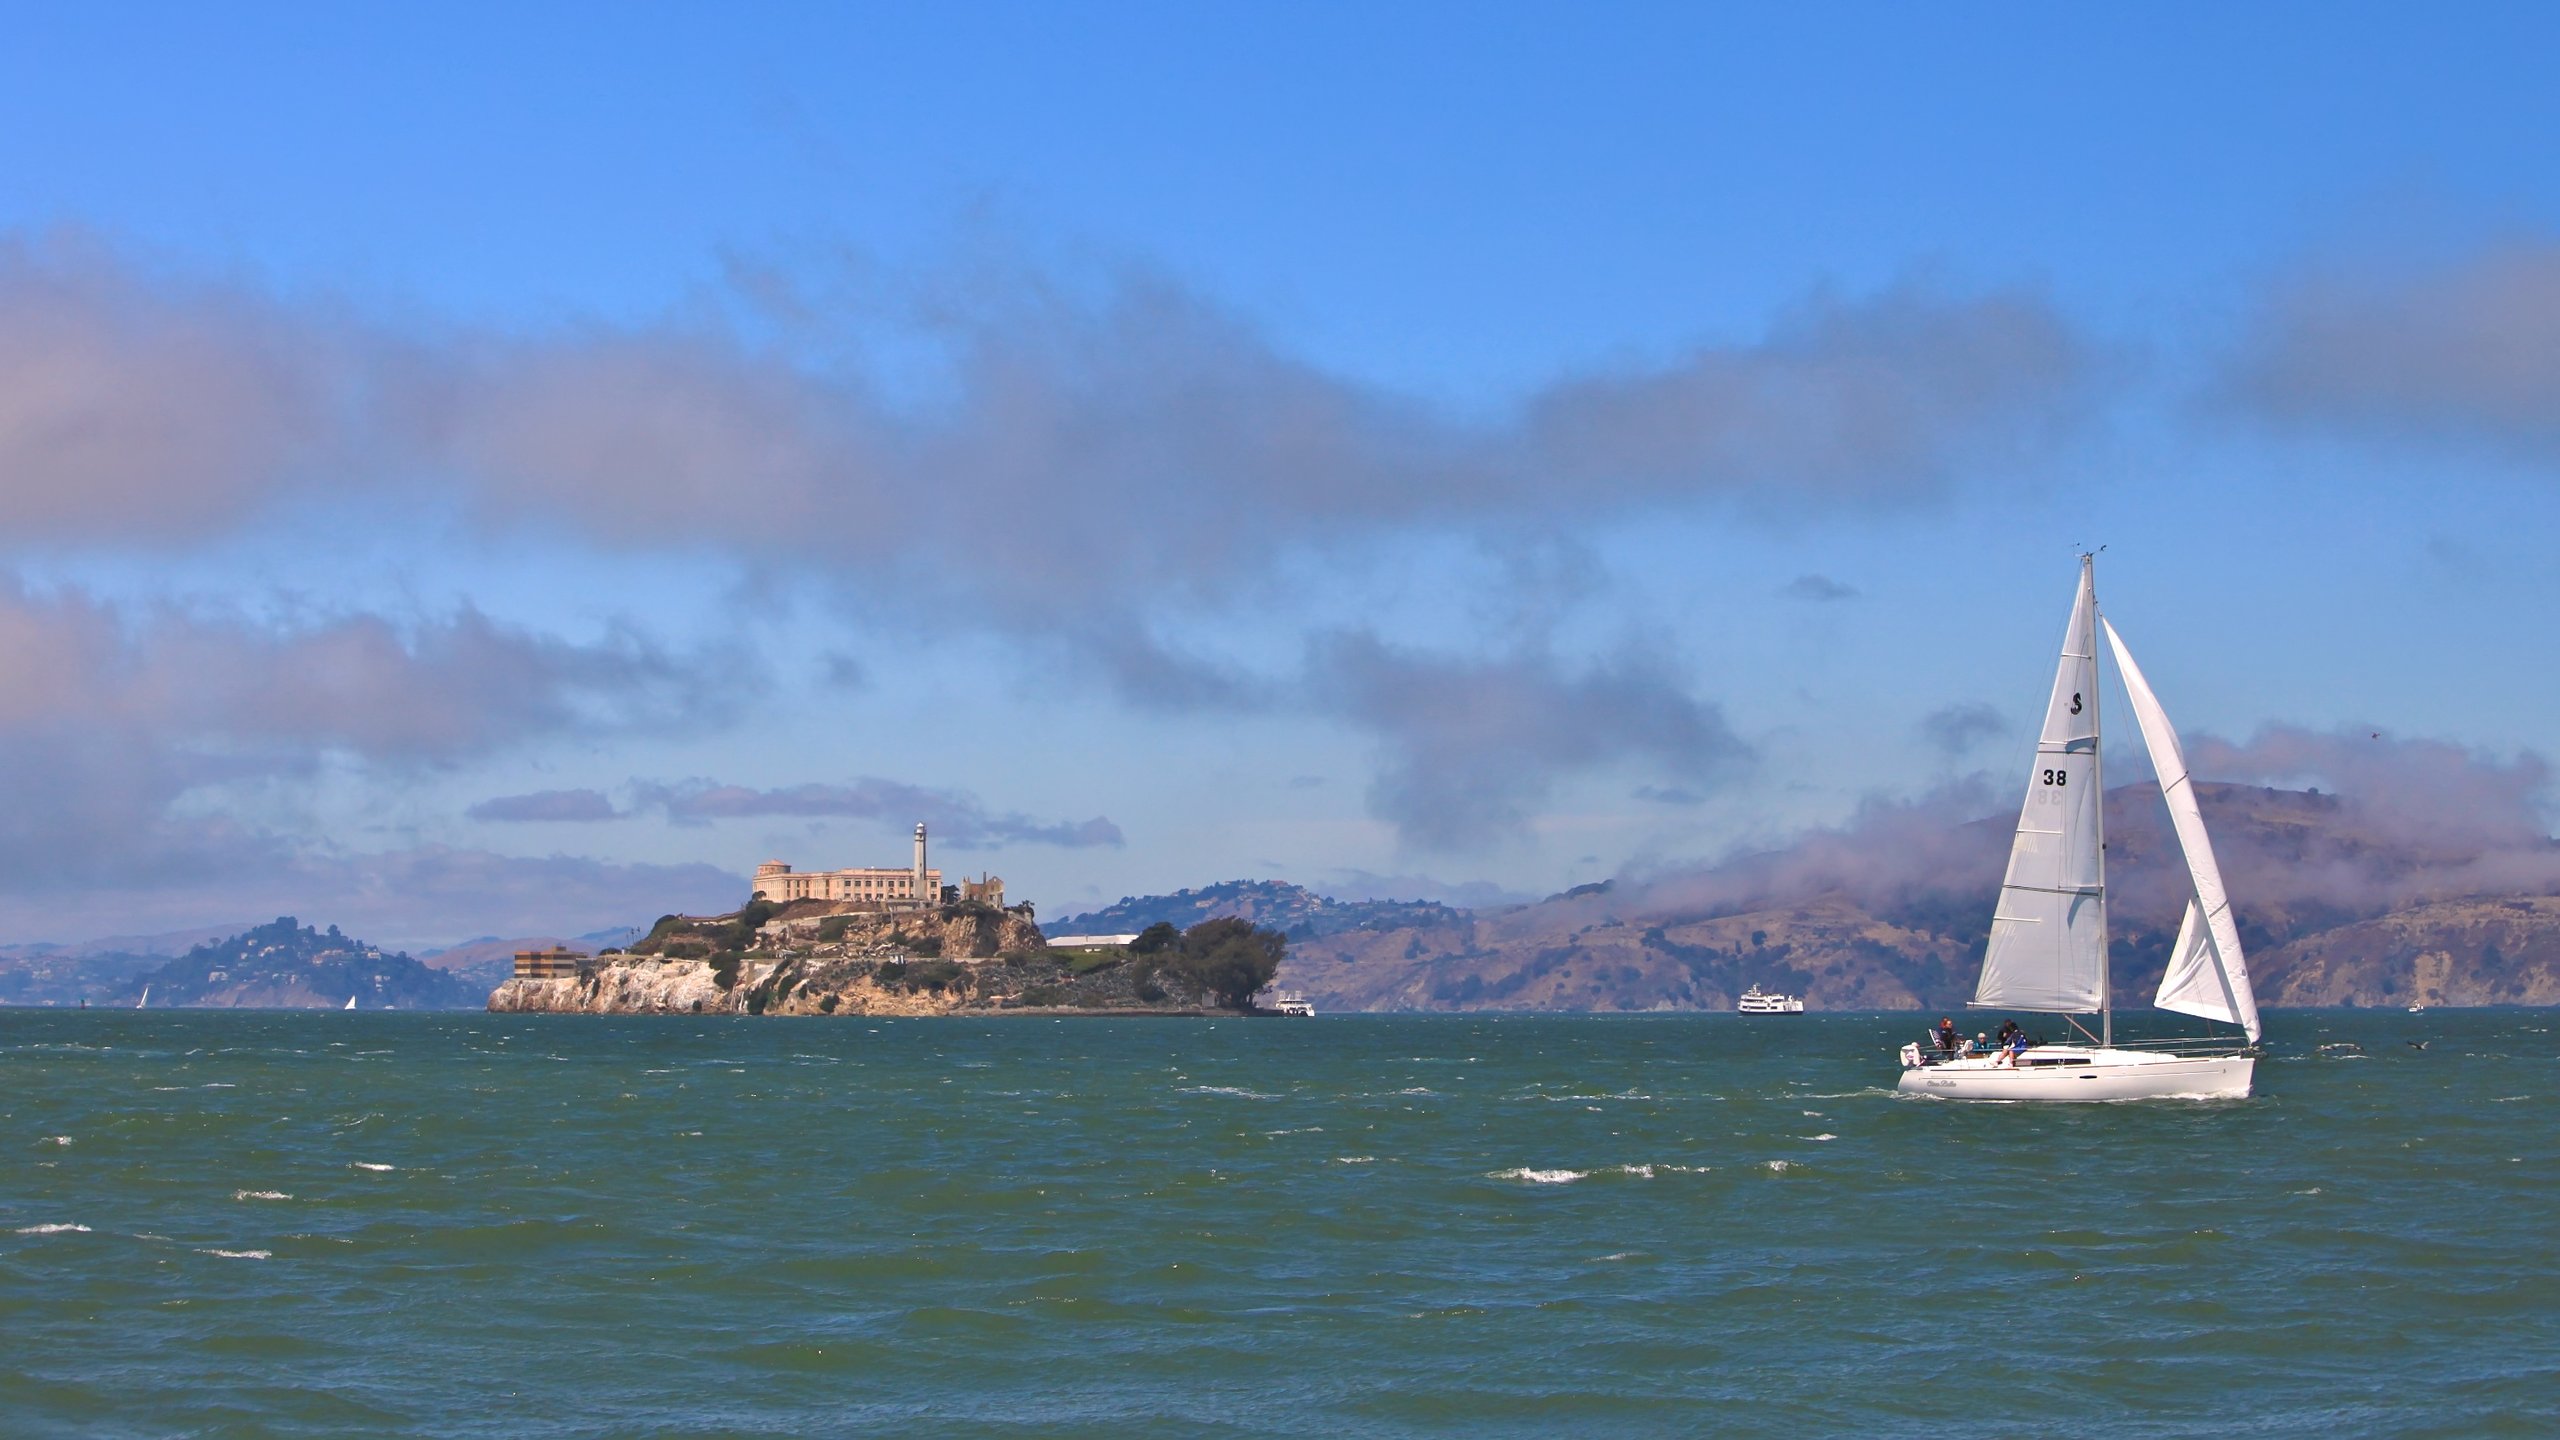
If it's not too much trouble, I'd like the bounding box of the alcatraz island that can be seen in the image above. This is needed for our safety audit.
[486,824,1286,1017]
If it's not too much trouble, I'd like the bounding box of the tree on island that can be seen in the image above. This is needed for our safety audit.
[1134,917,1285,1010]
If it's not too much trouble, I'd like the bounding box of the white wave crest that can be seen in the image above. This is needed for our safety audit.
[198,1248,271,1260]
[1490,1167,1587,1184]
[40,1135,72,1146]
[1177,1085,1278,1100]
[234,1190,292,1201]
[351,1162,396,1172]
[1331,1155,1376,1164]
[1764,1159,1797,1173]
[16,1222,91,1234]
[1804,1133,1838,1141]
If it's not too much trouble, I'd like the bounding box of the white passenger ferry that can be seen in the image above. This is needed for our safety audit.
[1268,991,1316,1017]
[1737,985,1804,1014]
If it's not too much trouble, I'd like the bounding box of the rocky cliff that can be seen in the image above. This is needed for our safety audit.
[488,899,1256,1016]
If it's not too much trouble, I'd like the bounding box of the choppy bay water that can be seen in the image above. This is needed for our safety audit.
[3,1009,2554,1438]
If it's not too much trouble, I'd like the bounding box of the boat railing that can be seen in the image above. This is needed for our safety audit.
[2104,1034,2256,1055]
[1905,1032,2250,1065]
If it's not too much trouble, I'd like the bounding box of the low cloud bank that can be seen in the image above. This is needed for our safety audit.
[1605,728,2559,930]
[0,576,733,891]
[0,845,742,954]
[625,777,1124,849]
[2227,240,2560,464]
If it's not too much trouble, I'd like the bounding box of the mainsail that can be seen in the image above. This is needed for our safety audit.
[2102,619,2262,1042]
[1973,556,2108,1014]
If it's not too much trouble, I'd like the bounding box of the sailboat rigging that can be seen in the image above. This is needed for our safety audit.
[1898,554,2260,1101]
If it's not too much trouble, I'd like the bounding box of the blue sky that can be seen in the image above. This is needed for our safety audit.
[2,3,2558,947]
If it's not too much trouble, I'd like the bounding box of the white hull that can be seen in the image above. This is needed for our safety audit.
[1898,1046,2253,1101]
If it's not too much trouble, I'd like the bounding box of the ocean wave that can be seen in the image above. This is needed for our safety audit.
[197,1248,271,1260]
[234,1190,292,1201]
[15,1222,91,1234]
[1177,1085,1278,1100]
[1489,1167,1588,1184]
[1331,1155,1376,1164]
[1804,1133,1838,1141]
[1764,1159,1799,1173]
[40,1135,72,1146]
[351,1163,397,1172]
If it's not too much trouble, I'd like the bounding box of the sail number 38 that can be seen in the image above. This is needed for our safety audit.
[2040,768,2069,786]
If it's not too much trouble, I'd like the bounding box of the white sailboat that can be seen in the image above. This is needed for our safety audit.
[1898,554,2260,1101]
[136,984,149,1009]
[344,995,358,1010]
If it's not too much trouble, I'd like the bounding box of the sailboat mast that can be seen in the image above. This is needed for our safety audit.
[2089,553,2111,1050]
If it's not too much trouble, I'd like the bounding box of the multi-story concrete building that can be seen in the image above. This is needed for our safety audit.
[752,823,960,908]
[512,946,588,980]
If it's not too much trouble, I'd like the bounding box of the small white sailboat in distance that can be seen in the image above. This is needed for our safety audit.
[136,984,149,1010]
[1898,554,2260,1101]
[345,995,358,1010]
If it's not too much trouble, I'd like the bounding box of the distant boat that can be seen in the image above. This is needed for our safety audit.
[344,996,357,1010]
[2406,1004,2424,1014]
[1737,985,1805,1014]
[1897,555,2260,1102]
[1269,991,1316,1017]
[136,985,149,1010]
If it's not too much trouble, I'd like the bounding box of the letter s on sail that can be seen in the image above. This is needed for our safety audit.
[2070,692,2083,715]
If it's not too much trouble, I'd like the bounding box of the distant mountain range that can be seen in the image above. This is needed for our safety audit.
[7,780,2551,1014]
[1090,786,2560,1013]
[0,920,645,1007]
[1051,881,1468,942]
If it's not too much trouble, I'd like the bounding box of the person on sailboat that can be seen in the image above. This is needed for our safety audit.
[1996,1019,2020,1049]
[2007,1030,2029,1067]
[1936,1018,1959,1055]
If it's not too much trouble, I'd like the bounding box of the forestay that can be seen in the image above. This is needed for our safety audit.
[1973,556,2108,1014]
[2102,619,2262,1042]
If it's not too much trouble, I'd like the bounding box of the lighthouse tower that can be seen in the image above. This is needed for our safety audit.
[912,822,928,906]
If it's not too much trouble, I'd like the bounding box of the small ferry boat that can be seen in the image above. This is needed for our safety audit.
[1737,985,1804,1014]
[1269,991,1316,1017]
